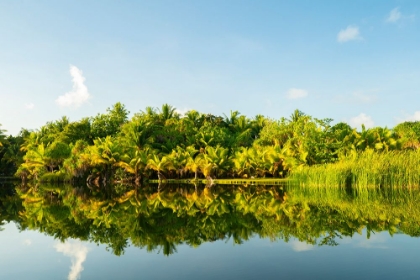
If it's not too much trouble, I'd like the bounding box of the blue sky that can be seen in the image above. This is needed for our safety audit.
[0,0,419,135]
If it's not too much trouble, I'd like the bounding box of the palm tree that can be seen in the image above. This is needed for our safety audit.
[20,143,48,180]
[201,145,231,178]
[146,154,175,181]
[223,110,240,128]
[184,154,204,179]
[158,104,178,122]
[288,109,306,123]
[117,148,151,184]
[89,136,122,182]
[0,124,6,147]
[120,120,154,150]
[232,147,257,178]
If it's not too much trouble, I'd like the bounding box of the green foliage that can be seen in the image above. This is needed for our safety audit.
[291,149,420,189]
[5,103,419,185]
[91,102,129,139]
[394,121,420,149]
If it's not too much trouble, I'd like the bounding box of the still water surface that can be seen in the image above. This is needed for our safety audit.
[1,182,420,279]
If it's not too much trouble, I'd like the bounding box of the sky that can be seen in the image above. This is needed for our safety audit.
[0,0,419,136]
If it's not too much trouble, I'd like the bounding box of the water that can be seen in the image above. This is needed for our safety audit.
[1,183,420,279]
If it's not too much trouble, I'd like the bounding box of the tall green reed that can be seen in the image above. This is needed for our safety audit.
[290,149,420,189]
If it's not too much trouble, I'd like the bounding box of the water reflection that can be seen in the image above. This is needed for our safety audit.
[2,182,420,257]
[55,241,89,280]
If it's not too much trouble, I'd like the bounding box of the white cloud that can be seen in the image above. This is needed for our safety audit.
[56,65,91,108]
[175,107,191,117]
[352,91,378,104]
[290,240,314,252]
[22,239,32,246]
[398,111,420,123]
[334,89,379,104]
[386,7,402,23]
[348,113,374,129]
[337,26,361,43]
[55,241,89,280]
[286,88,308,99]
[25,103,35,110]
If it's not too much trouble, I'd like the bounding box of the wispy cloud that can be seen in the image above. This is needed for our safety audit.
[337,26,361,43]
[397,111,420,123]
[286,88,308,99]
[56,65,91,108]
[264,98,272,107]
[348,113,374,129]
[25,103,35,110]
[334,89,379,104]
[290,240,314,252]
[55,241,89,280]
[386,7,415,24]
[356,234,388,249]
[175,107,191,117]
[386,7,402,23]
[22,239,32,246]
[352,91,378,104]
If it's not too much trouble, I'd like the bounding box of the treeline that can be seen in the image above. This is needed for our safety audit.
[1,102,420,183]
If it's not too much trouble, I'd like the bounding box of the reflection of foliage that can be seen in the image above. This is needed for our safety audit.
[2,183,420,256]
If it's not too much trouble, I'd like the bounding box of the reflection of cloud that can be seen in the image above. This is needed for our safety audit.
[356,234,388,249]
[290,240,314,252]
[22,239,32,246]
[56,65,91,108]
[55,241,89,280]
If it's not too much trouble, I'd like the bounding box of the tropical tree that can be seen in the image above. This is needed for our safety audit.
[18,143,48,180]
[88,136,123,182]
[116,148,151,184]
[184,154,204,179]
[91,102,129,139]
[0,124,6,147]
[158,104,179,123]
[146,153,175,181]
[394,121,420,150]
[201,145,231,178]
[232,147,258,178]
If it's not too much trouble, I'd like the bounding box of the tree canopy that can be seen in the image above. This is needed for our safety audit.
[1,103,419,182]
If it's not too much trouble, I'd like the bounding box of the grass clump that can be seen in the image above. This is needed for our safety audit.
[290,149,420,189]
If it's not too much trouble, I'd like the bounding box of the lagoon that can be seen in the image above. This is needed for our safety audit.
[1,182,420,279]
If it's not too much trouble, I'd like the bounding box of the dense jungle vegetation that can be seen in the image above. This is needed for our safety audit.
[1,103,420,185]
